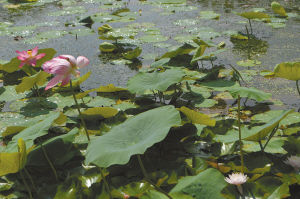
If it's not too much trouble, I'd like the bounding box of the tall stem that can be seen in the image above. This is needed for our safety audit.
[137,155,173,199]
[237,95,245,173]
[70,80,90,141]
[20,170,33,199]
[296,80,300,98]
[99,168,112,199]
[245,25,251,60]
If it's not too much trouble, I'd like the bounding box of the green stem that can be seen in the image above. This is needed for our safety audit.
[258,140,264,152]
[237,95,245,173]
[99,168,112,199]
[40,140,58,181]
[296,80,300,98]
[137,155,173,199]
[245,25,251,60]
[24,168,37,192]
[20,170,33,199]
[263,125,278,150]
[70,80,90,141]
[248,19,253,35]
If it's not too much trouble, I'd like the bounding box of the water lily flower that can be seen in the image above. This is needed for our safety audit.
[16,46,46,68]
[284,156,300,171]
[43,55,89,90]
[225,172,248,195]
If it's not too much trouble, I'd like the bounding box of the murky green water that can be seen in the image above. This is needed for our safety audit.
[0,0,299,108]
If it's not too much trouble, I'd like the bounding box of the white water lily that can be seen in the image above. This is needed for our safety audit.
[225,172,248,185]
[225,172,248,195]
[284,156,300,170]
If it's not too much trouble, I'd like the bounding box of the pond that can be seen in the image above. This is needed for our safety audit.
[0,0,299,108]
[1,0,300,199]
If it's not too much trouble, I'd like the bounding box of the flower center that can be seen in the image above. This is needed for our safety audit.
[27,50,33,57]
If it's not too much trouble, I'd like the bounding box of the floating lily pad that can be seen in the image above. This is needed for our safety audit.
[199,11,220,20]
[139,34,168,43]
[123,47,142,60]
[49,6,87,16]
[237,59,261,67]
[271,1,287,17]
[99,42,117,52]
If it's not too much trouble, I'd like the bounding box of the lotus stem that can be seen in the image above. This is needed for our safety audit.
[245,25,251,60]
[99,168,112,199]
[20,170,33,199]
[263,125,279,150]
[296,80,300,98]
[137,155,173,199]
[40,140,58,181]
[70,80,90,141]
[237,95,245,173]
[24,168,37,193]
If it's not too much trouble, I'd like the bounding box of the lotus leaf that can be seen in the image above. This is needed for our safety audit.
[237,11,270,19]
[0,139,27,176]
[159,43,196,59]
[170,168,227,199]
[244,109,293,141]
[15,71,50,93]
[127,68,185,94]
[85,105,181,167]
[82,107,118,119]
[199,11,220,20]
[271,2,287,17]
[123,47,142,60]
[99,42,117,52]
[178,106,216,126]
[271,62,300,81]
[228,87,271,101]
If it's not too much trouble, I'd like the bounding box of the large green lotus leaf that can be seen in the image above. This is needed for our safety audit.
[0,86,27,102]
[178,106,216,126]
[27,128,78,166]
[85,106,181,167]
[237,11,270,19]
[170,168,227,199]
[123,47,142,60]
[159,43,196,59]
[127,68,185,94]
[272,62,300,81]
[0,57,20,73]
[244,109,293,141]
[228,87,271,101]
[271,1,287,17]
[5,112,60,152]
[15,71,50,93]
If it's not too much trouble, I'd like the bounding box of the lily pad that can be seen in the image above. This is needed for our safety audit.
[199,11,220,20]
[178,106,216,126]
[271,1,287,17]
[139,34,168,43]
[85,105,181,167]
[237,11,270,20]
[237,59,261,67]
[123,47,142,60]
[269,62,300,81]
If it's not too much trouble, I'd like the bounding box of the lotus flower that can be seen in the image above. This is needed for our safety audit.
[284,156,300,171]
[43,55,89,90]
[16,46,46,68]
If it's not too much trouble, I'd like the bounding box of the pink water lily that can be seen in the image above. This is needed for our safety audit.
[43,55,89,90]
[16,46,46,68]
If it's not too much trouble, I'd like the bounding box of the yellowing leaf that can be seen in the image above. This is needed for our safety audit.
[237,11,270,19]
[0,139,27,176]
[82,107,118,119]
[178,106,216,127]
[272,62,300,81]
[96,84,127,92]
[15,71,50,93]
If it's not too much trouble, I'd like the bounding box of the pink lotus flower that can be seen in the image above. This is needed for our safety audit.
[16,46,46,68]
[43,55,89,90]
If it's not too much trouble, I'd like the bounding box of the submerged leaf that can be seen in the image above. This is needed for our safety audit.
[85,106,181,167]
